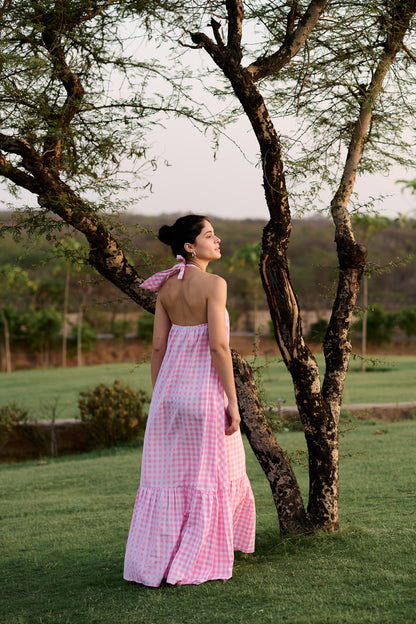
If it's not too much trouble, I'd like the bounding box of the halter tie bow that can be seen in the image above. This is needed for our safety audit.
[139,255,188,292]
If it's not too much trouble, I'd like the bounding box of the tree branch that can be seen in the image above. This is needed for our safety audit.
[39,14,85,170]
[402,42,416,64]
[0,152,43,195]
[323,0,416,418]
[246,0,328,82]
[225,0,243,61]
[285,0,299,39]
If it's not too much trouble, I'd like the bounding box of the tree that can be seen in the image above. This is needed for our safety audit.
[53,236,88,367]
[1,1,416,534]
[0,265,36,372]
[397,306,416,338]
[181,0,416,530]
[350,215,394,371]
[227,242,263,335]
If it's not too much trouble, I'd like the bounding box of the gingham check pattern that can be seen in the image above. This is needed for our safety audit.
[139,255,187,292]
[123,314,256,587]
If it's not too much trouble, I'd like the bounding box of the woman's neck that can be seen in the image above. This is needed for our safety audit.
[186,260,207,272]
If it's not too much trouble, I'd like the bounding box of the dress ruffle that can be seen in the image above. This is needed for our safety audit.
[123,474,255,587]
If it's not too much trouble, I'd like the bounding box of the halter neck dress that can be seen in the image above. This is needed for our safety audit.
[123,258,256,586]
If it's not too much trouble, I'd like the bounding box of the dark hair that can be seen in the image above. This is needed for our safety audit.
[158,215,208,260]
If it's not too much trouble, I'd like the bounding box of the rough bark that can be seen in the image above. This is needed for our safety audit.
[232,349,307,533]
[191,0,337,529]
[191,0,416,530]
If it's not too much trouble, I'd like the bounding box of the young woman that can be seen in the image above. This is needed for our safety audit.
[123,215,256,587]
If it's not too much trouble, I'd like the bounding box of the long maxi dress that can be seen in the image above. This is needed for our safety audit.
[123,258,256,587]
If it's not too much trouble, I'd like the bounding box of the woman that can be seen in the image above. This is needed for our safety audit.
[123,215,256,587]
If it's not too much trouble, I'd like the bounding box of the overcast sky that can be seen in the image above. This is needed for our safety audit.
[1,26,415,224]
[132,117,416,222]
[2,115,414,223]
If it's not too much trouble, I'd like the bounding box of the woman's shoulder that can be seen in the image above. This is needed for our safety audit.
[204,272,227,299]
[204,272,226,287]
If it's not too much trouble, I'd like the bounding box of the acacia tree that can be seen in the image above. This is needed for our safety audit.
[177,0,416,530]
[1,1,416,533]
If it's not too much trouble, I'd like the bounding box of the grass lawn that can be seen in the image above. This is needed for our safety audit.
[0,355,415,420]
[1,420,415,624]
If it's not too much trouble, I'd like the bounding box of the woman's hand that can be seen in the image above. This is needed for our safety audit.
[225,401,241,436]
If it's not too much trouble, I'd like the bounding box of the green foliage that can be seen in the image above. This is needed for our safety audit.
[0,402,31,449]
[21,306,63,351]
[69,320,97,352]
[353,304,397,344]
[111,318,132,340]
[397,306,416,337]
[78,379,149,447]
[0,304,21,344]
[137,310,154,342]
[308,318,329,342]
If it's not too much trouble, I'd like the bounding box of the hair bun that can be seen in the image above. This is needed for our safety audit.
[158,224,172,245]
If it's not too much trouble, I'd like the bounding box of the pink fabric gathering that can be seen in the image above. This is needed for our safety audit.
[123,309,256,587]
[139,255,188,291]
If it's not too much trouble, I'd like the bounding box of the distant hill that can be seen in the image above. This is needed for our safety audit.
[1,211,415,318]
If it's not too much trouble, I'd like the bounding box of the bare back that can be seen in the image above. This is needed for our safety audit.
[158,266,225,326]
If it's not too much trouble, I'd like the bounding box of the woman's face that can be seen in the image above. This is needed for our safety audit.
[192,220,221,260]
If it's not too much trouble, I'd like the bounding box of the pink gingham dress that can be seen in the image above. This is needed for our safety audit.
[123,258,256,586]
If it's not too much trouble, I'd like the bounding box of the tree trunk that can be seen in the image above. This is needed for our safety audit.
[1,308,12,373]
[62,264,70,368]
[77,304,83,367]
[361,274,368,372]
[232,349,307,533]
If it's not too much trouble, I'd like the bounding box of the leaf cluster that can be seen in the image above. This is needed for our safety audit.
[0,0,202,197]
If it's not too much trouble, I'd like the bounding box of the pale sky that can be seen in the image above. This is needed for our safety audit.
[132,117,416,222]
[1,117,414,222]
[1,25,415,223]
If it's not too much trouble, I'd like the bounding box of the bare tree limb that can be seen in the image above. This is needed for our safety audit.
[246,0,328,82]
[225,0,243,60]
[323,0,416,420]
[0,152,43,195]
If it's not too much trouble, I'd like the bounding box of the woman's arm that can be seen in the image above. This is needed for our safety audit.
[151,297,171,388]
[207,276,240,435]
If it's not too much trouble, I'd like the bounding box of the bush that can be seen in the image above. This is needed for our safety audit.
[78,379,149,448]
[0,403,31,450]
[22,306,63,351]
[353,304,397,344]
[308,318,329,342]
[111,318,132,340]
[397,306,416,338]
[69,320,97,352]
[137,311,154,343]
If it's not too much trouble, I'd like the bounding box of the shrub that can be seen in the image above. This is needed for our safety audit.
[78,380,149,448]
[308,318,329,342]
[22,306,63,351]
[69,320,97,352]
[137,311,154,343]
[397,306,416,338]
[0,403,31,450]
[353,304,397,344]
[111,318,132,340]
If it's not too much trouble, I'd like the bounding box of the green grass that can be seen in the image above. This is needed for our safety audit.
[0,361,153,420]
[1,420,415,624]
[0,355,415,420]
[250,354,416,406]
